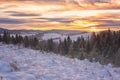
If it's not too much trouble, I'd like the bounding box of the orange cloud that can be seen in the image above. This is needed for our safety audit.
[0,0,120,32]
[0,0,120,10]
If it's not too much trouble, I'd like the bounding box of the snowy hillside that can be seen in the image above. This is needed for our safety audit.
[42,33,66,40]
[0,28,42,36]
[0,43,120,80]
[44,30,85,35]
[42,33,92,42]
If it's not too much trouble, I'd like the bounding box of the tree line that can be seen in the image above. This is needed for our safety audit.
[0,30,120,66]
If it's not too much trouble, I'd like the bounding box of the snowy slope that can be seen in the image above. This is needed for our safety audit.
[42,33,66,40]
[42,33,92,42]
[0,43,120,80]
[69,33,92,41]
[0,28,42,36]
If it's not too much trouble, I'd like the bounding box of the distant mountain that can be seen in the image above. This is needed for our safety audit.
[0,28,88,37]
[0,28,86,35]
[33,29,89,41]
[44,29,86,35]
[0,28,43,36]
[0,28,8,33]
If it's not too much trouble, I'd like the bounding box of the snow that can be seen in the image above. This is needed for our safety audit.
[70,33,92,41]
[3,72,36,80]
[42,33,66,40]
[42,33,92,42]
[0,61,13,73]
[0,43,120,80]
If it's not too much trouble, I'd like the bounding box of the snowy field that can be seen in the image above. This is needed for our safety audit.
[0,43,120,80]
[42,33,92,42]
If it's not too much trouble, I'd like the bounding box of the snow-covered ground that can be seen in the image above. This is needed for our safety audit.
[0,43,120,80]
[42,33,66,41]
[69,33,92,41]
[42,33,92,42]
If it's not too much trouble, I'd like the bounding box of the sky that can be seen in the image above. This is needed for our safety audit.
[0,0,120,32]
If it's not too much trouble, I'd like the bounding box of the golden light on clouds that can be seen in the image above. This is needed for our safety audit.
[89,27,101,32]
[0,0,120,32]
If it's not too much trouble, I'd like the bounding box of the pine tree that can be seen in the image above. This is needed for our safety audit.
[115,48,120,66]
[61,38,69,55]
[33,37,39,49]
[85,40,91,54]
[67,36,72,46]
[17,35,23,44]
[15,34,19,44]
[11,36,16,44]
[58,39,62,53]
[0,34,2,42]
[3,31,10,44]
[47,39,54,52]
[23,36,29,48]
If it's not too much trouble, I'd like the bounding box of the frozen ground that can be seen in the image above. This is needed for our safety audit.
[0,43,120,80]
[42,33,92,42]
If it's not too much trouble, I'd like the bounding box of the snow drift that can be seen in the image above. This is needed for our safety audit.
[0,43,120,80]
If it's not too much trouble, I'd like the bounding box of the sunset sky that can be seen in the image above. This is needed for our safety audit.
[0,0,120,32]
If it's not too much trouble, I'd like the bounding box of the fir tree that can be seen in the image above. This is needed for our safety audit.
[47,39,54,52]
[0,34,2,42]
[23,36,29,48]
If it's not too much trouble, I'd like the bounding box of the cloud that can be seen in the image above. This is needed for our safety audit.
[5,11,40,17]
[0,0,119,31]
[0,0,120,10]
[0,4,18,10]
[68,12,120,28]
[93,20,120,27]
[11,13,40,17]
[0,18,26,24]
[35,18,73,23]
[79,12,120,27]
[83,0,111,3]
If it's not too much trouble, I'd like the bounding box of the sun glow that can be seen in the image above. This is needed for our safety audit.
[88,27,103,32]
[0,1,120,32]
[70,20,98,28]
